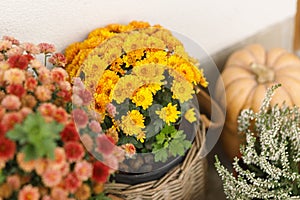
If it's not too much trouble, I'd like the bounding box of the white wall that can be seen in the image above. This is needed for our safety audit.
[0,0,297,54]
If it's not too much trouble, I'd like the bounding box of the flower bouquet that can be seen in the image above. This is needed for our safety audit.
[0,36,116,200]
[64,21,208,184]
[215,85,300,199]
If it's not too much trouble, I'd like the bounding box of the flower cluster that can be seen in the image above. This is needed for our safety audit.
[65,21,208,171]
[0,36,114,200]
[215,85,300,199]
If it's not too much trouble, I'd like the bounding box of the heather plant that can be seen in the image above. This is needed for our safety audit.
[215,84,300,199]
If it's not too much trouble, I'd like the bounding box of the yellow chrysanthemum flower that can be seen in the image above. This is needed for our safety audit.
[145,36,166,49]
[147,83,161,95]
[156,103,181,125]
[137,131,146,143]
[132,87,153,110]
[167,54,183,68]
[184,108,197,123]
[122,33,149,52]
[121,110,145,136]
[132,64,165,84]
[100,70,119,83]
[145,50,168,65]
[105,126,119,143]
[128,21,151,29]
[94,93,110,114]
[112,75,144,104]
[171,79,195,103]
[122,49,144,67]
[174,63,197,84]
[102,47,123,66]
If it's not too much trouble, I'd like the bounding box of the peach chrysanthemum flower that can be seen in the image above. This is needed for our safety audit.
[20,42,40,54]
[60,162,70,177]
[1,94,21,110]
[6,174,21,190]
[18,185,40,200]
[35,158,48,175]
[51,187,68,200]
[6,46,23,57]
[35,86,51,102]
[1,112,23,130]
[53,107,68,124]
[42,168,62,187]
[74,184,91,200]
[51,67,68,83]
[38,43,56,54]
[3,68,25,85]
[16,153,36,172]
[38,103,56,118]
[122,143,136,158]
[37,67,51,84]
[0,40,12,51]
[48,147,66,170]
[74,160,93,181]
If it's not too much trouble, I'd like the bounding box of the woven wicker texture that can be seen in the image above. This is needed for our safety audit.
[105,119,207,200]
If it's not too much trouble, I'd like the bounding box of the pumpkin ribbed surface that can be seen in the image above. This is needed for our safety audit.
[217,44,300,160]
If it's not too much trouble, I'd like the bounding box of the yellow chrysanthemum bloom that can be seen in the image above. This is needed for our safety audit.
[145,36,166,49]
[95,71,119,98]
[105,126,119,143]
[145,50,168,65]
[174,63,198,84]
[94,93,110,114]
[102,47,123,66]
[121,110,145,136]
[171,78,195,103]
[147,83,161,95]
[112,75,144,104]
[167,54,183,68]
[122,49,144,67]
[99,70,119,83]
[128,21,151,29]
[156,103,181,125]
[64,42,81,64]
[132,63,165,84]
[132,87,153,110]
[184,108,197,123]
[137,131,146,143]
[123,33,149,52]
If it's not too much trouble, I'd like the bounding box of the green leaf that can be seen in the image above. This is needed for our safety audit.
[156,132,166,145]
[169,139,185,157]
[153,148,168,162]
[7,113,63,161]
[22,145,38,161]
[145,119,164,138]
[89,193,112,200]
[6,125,26,141]
[0,170,5,185]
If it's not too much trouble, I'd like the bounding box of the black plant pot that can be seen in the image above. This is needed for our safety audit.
[112,118,196,185]
[113,154,185,185]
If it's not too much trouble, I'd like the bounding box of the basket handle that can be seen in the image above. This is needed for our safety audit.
[196,89,225,129]
[294,0,300,55]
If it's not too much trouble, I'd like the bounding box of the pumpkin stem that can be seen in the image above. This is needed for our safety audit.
[250,63,275,84]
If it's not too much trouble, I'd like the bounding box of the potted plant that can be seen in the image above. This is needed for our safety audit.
[215,84,300,199]
[64,21,209,185]
[0,36,117,200]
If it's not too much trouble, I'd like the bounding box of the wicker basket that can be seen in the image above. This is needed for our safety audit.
[105,117,207,200]
[104,90,224,200]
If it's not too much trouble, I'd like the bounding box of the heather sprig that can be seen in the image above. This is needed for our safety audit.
[215,84,300,199]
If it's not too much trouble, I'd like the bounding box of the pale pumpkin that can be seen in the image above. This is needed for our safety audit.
[216,44,300,160]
